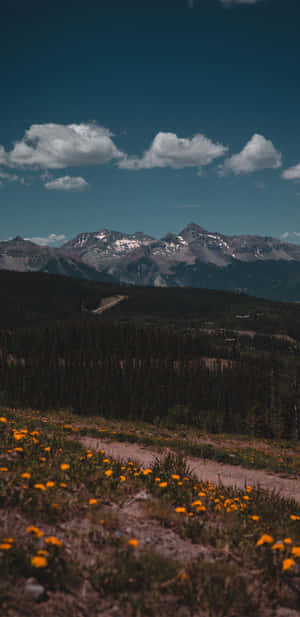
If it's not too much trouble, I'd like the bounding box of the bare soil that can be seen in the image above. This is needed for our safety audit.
[81,437,300,503]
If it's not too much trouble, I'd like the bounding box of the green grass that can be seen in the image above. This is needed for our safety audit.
[1,407,300,616]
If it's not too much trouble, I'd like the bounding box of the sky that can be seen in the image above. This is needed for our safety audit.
[1,0,300,245]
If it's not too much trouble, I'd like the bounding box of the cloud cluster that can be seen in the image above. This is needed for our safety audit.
[220,134,282,175]
[44,176,89,191]
[119,132,228,171]
[3,123,124,169]
[24,233,67,246]
[0,122,298,188]
[282,164,300,181]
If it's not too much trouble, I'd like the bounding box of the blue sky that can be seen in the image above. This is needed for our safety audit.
[1,0,300,245]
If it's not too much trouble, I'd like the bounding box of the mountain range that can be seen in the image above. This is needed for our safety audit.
[3,223,300,301]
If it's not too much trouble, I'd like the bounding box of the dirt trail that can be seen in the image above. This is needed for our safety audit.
[81,437,300,504]
[92,294,127,315]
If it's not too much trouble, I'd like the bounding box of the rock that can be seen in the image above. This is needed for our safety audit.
[133,490,151,501]
[24,577,45,601]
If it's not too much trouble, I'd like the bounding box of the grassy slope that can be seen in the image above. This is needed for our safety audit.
[1,408,300,617]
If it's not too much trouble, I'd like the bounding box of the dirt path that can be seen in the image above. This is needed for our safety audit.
[81,437,300,504]
[92,294,127,315]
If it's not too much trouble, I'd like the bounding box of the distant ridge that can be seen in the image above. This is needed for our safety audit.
[2,224,300,300]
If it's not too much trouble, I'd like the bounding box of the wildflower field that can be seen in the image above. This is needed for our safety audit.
[1,407,300,617]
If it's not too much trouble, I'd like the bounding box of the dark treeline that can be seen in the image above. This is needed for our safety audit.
[0,318,299,439]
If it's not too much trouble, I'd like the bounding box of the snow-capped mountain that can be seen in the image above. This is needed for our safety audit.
[3,224,300,300]
[61,222,300,281]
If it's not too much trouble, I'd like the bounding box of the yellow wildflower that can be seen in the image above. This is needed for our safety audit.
[282,558,295,571]
[291,546,300,557]
[284,538,292,544]
[0,467,8,472]
[21,472,31,479]
[0,543,12,550]
[290,515,300,521]
[105,469,113,477]
[272,542,285,551]
[159,482,167,488]
[46,481,55,488]
[44,536,62,546]
[0,417,7,423]
[60,463,69,471]
[171,474,180,480]
[89,498,98,505]
[128,539,139,547]
[34,483,46,491]
[249,515,260,521]
[120,475,126,481]
[26,526,44,538]
[256,534,274,546]
[31,556,47,568]
[175,507,187,513]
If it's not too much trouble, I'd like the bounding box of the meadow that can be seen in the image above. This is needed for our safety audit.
[1,407,300,617]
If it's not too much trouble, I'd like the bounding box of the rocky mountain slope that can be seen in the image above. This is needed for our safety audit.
[3,224,300,300]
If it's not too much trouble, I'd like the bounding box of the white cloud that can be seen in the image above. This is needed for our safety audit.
[0,170,19,182]
[282,164,300,181]
[119,131,228,171]
[220,0,262,6]
[2,122,124,169]
[44,176,89,191]
[24,233,67,246]
[281,232,300,241]
[220,134,282,175]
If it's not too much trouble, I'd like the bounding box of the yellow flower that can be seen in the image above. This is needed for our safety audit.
[192,500,203,507]
[60,463,69,471]
[249,515,260,521]
[0,467,8,472]
[46,481,55,488]
[103,459,110,463]
[272,542,285,551]
[155,477,161,482]
[44,536,62,546]
[196,505,206,512]
[0,417,7,423]
[120,475,126,482]
[142,469,152,475]
[284,538,292,544]
[31,556,47,568]
[175,507,187,513]
[128,539,139,547]
[37,549,49,556]
[89,498,98,505]
[291,546,300,557]
[290,515,300,521]
[171,474,180,480]
[105,469,113,477]
[282,558,295,571]
[0,543,12,550]
[159,482,167,488]
[44,446,51,452]
[60,482,67,487]
[34,483,46,491]
[2,538,14,543]
[26,526,44,538]
[21,472,31,479]
[256,534,274,546]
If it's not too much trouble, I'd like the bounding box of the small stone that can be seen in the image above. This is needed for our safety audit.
[24,577,45,601]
